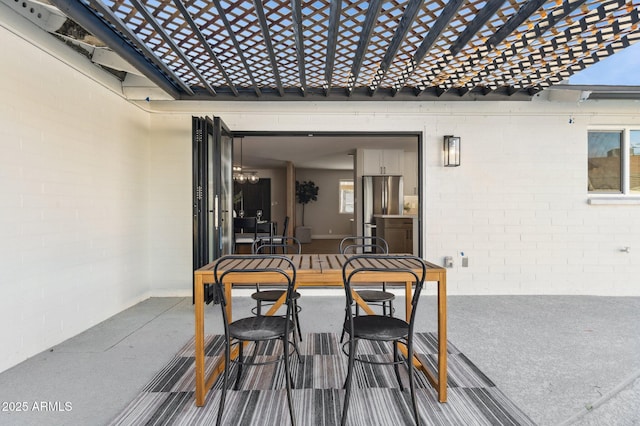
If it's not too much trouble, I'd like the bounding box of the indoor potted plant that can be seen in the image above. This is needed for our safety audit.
[295,180,319,243]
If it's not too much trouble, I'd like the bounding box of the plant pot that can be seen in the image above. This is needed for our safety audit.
[295,226,312,243]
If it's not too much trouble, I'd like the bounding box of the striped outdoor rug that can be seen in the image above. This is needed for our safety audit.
[110,333,535,425]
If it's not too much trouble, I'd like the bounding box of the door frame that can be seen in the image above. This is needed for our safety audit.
[230,130,423,257]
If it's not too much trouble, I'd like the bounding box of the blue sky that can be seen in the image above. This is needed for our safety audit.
[569,41,640,85]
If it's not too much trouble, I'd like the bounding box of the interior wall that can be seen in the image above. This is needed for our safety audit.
[295,169,354,238]
[0,26,151,373]
[254,168,287,233]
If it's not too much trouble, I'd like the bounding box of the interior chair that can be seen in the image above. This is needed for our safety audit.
[270,216,289,244]
[212,254,298,426]
[232,216,258,253]
[339,236,394,342]
[340,254,427,426]
[251,236,303,342]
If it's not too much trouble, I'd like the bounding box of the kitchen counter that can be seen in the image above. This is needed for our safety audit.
[374,216,416,254]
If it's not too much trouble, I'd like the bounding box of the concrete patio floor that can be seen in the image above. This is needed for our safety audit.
[0,295,638,425]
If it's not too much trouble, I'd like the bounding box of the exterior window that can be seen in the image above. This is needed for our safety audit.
[631,130,640,193]
[588,129,640,195]
[339,180,354,214]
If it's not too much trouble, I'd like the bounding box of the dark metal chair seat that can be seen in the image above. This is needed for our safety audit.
[356,289,395,304]
[251,289,301,302]
[343,315,408,341]
[229,316,295,341]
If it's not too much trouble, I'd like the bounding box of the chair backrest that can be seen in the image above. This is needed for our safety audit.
[281,216,290,237]
[233,217,258,234]
[340,236,389,254]
[252,236,301,254]
[341,254,426,325]
[213,254,297,322]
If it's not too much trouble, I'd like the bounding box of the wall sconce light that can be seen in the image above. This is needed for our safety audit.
[443,135,461,167]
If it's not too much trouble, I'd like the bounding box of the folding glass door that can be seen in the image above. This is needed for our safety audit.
[192,116,233,301]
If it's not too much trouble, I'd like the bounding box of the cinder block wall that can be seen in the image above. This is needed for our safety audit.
[148,101,640,297]
[0,26,151,373]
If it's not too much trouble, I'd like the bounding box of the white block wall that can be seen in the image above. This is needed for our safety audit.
[147,101,640,298]
[0,25,151,372]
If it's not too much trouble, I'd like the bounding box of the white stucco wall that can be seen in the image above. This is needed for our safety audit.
[0,25,151,373]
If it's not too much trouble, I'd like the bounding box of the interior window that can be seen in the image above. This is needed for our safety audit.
[339,180,354,214]
[631,130,640,194]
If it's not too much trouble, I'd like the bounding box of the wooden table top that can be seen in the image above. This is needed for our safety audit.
[195,254,445,285]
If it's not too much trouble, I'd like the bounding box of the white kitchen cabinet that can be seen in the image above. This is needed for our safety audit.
[403,151,418,196]
[361,149,404,175]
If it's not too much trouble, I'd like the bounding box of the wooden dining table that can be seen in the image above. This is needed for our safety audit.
[193,253,448,406]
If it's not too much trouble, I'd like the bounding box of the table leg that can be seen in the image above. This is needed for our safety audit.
[225,282,233,323]
[195,275,205,406]
[353,291,376,315]
[265,287,288,316]
[437,274,448,402]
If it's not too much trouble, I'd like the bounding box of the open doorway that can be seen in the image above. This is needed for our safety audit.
[231,132,422,255]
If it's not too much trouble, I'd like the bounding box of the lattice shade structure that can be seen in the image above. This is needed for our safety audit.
[49,0,640,101]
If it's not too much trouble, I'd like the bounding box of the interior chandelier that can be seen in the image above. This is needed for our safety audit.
[233,137,259,184]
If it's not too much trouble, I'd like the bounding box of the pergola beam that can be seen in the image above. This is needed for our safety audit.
[323,0,342,95]
[253,0,285,97]
[346,0,383,96]
[212,0,262,97]
[290,0,307,95]
[129,0,217,96]
[368,0,422,96]
[172,0,238,96]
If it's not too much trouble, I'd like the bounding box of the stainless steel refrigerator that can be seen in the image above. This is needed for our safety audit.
[362,175,403,239]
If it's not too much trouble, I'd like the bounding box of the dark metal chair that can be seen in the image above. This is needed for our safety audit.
[212,254,298,426]
[340,254,427,426]
[232,217,258,253]
[251,236,303,342]
[339,236,394,342]
[269,215,289,244]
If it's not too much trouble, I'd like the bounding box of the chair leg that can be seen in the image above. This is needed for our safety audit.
[291,331,302,363]
[217,337,230,426]
[234,341,244,390]
[341,338,358,426]
[293,300,303,342]
[283,336,296,426]
[339,308,348,343]
[408,340,419,426]
[393,341,404,391]
[256,300,262,316]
